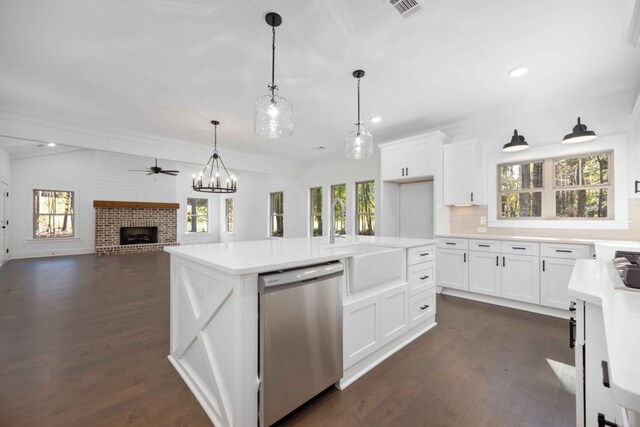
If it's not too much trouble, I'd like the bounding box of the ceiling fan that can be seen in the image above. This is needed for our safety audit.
[129,159,180,176]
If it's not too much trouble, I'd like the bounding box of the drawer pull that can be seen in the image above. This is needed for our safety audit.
[512,247,527,250]
[556,249,572,253]
[601,360,610,388]
[478,244,490,248]
[543,260,545,272]
[445,242,456,245]
[496,255,499,266]
[420,253,430,257]
[420,275,430,280]
[420,304,430,310]
[597,413,618,427]
[569,317,576,349]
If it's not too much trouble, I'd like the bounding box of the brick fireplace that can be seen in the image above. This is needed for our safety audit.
[94,200,179,256]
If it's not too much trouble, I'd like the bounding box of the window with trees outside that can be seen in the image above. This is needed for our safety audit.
[270,191,284,237]
[310,187,322,237]
[186,198,208,232]
[33,190,75,238]
[356,180,375,235]
[225,198,234,234]
[331,184,346,235]
[498,151,613,220]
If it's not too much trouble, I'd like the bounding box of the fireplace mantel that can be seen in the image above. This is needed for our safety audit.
[93,200,180,209]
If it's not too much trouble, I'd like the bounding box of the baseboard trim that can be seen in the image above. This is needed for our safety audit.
[337,320,437,390]
[10,248,95,259]
[441,288,569,319]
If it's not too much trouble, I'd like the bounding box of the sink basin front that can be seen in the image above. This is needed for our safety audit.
[346,246,404,293]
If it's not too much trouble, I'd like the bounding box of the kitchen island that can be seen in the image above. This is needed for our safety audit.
[165,235,437,427]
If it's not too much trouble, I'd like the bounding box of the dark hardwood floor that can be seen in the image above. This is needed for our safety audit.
[0,253,575,427]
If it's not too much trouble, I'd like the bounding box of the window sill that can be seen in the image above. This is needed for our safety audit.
[487,219,629,230]
[26,237,81,243]
[183,232,211,235]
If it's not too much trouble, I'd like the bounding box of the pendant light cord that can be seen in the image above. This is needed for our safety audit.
[213,123,218,152]
[270,27,276,96]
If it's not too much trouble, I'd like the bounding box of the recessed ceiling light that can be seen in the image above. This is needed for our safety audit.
[370,117,382,124]
[508,66,528,77]
[47,143,56,147]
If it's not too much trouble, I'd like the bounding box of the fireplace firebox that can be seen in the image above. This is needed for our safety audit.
[120,226,158,245]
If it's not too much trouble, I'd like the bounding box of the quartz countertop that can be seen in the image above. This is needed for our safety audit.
[437,233,622,246]
[568,259,640,413]
[165,235,435,275]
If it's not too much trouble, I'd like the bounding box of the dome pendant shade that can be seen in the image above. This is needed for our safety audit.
[344,70,373,159]
[502,129,529,152]
[562,117,596,144]
[254,12,293,139]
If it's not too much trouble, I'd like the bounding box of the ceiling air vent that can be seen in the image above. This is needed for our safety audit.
[388,0,422,18]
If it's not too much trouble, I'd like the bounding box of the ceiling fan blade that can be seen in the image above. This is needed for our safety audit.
[162,170,180,174]
[162,172,179,176]
[146,172,155,175]
[128,169,150,172]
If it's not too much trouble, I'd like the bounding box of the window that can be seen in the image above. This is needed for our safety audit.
[331,184,346,235]
[355,180,375,235]
[498,151,613,220]
[186,198,208,232]
[270,191,284,237]
[310,187,323,237]
[33,190,74,238]
[225,198,234,234]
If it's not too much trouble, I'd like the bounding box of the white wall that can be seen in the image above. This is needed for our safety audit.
[0,147,9,184]
[9,149,96,258]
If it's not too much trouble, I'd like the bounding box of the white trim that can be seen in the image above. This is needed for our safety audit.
[26,237,81,243]
[623,0,640,47]
[10,247,94,259]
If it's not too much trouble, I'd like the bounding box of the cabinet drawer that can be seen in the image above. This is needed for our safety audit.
[540,243,591,260]
[408,262,435,296]
[409,291,435,328]
[408,245,435,266]
[469,239,501,253]
[436,238,469,250]
[500,241,540,256]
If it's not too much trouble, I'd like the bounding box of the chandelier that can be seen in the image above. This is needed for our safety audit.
[192,120,237,193]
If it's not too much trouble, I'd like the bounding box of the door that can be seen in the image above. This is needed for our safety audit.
[343,296,380,368]
[404,140,433,178]
[0,182,7,265]
[541,257,576,309]
[381,145,404,181]
[379,284,408,345]
[399,180,434,239]
[436,248,468,290]
[468,251,501,297]
[501,254,540,304]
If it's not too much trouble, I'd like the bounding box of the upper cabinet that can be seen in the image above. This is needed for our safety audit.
[379,131,449,182]
[443,140,483,205]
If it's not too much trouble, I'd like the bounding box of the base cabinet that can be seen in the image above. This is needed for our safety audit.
[343,297,381,369]
[541,257,576,309]
[436,248,468,290]
[468,251,501,297]
[380,284,409,346]
[501,254,540,304]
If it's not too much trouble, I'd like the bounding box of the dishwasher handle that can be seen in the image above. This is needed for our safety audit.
[259,262,344,288]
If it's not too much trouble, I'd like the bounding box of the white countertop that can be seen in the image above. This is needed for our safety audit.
[437,233,635,246]
[568,259,640,412]
[165,235,435,275]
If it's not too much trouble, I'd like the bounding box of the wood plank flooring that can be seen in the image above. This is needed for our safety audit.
[0,253,575,426]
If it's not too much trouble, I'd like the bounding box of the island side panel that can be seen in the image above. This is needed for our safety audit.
[168,254,258,427]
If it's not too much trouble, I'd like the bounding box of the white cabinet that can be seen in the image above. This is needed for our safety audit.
[409,290,435,328]
[343,296,380,368]
[443,140,483,205]
[541,257,576,310]
[469,251,502,297]
[380,139,436,181]
[408,261,434,296]
[381,144,404,181]
[501,254,540,304]
[436,248,468,290]
[379,284,409,345]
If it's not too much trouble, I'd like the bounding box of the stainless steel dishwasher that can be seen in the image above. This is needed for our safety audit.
[258,261,343,427]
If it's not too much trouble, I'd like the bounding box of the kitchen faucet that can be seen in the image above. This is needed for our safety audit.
[330,198,346,244]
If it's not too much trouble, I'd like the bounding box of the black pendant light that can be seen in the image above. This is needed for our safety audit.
[502,129,529,152]
[192,121,237,193]
[562,117,596,144]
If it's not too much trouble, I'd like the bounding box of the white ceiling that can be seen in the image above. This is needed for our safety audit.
[0,0,639,162]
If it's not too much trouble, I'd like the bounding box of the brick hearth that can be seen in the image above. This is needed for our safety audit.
[94,201,179,256]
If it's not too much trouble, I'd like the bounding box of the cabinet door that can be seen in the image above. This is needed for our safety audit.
[436,248,469,290]
[381,145,404,181]
[468,251,501,297]
[540,257,576,309]
[409,290,435,328]
[443,143,472,205]
[501,254,540,304]
[404,140,433,178]
[343,297,380,368]
[379,284,409,346]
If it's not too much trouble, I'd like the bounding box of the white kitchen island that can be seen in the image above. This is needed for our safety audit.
[165,235,437,427]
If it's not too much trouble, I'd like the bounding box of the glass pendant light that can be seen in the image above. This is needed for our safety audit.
[192,120,237,193]
[562,117,596,144]
[344,70,373,159]
[254,12,293,139]
[502,129,529,152]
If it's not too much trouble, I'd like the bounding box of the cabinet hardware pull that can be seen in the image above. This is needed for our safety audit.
[470,192,474,202]
[420,253,429,256]
[445,242,456,245]
[478,244,490,247]
[401,167,405,177]
[420,304,430,310]
[502,256,505,267]
[636,180,640,194]
[601,360,610,388]
[543,260,545,272]
[420,275,429,280]
[556,249,572,253]
[496,256,499,266]
[569,317,576,349]
[598,413,619,427]
[406,167,409,176]
[569,301,576,312]
[463,253,466,263]
[512,247,526,250]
